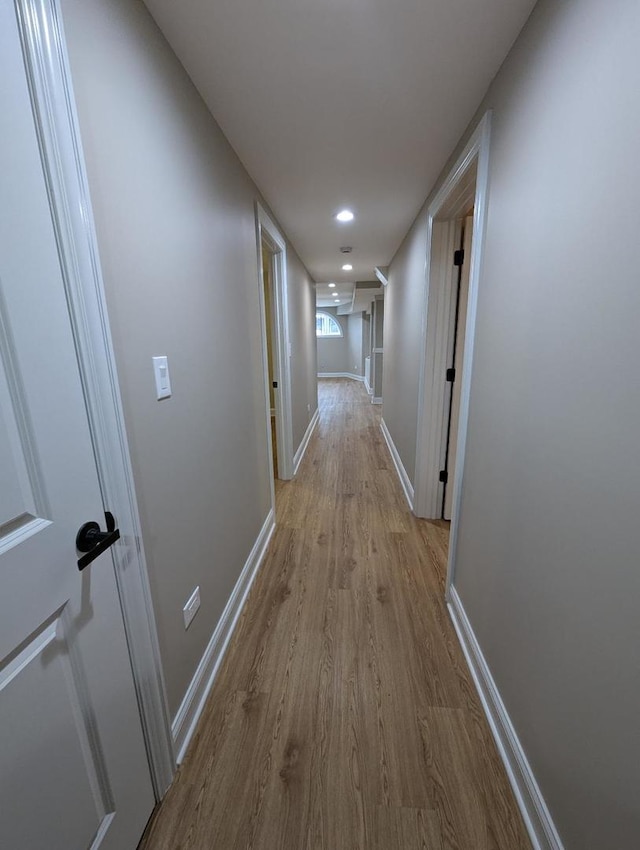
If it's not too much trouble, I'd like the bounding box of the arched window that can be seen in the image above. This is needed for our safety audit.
[316,311,343,337]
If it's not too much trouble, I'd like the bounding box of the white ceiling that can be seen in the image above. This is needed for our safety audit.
[143,0,536,286]
[316,280,355,309]
[316,280,384,311]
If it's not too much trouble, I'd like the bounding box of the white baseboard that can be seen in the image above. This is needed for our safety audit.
[364,378,372,395]
[293,408,319,475]
[317,372,364,381]
[372,396,383,405]
[379,419,414,510]
[171,509,275,763]
[447,587,564,850]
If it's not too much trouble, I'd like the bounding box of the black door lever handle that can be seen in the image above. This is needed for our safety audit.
[76,511,120,571]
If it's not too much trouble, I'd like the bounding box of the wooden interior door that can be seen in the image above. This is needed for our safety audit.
[0,4,155,848]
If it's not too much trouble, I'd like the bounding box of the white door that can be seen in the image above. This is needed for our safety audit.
[444,215,474,520]
[0,4,155,849]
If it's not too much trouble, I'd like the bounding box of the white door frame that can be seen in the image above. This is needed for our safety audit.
[413,111,492,599]
[15,0,175,797]
[256,203,294,486]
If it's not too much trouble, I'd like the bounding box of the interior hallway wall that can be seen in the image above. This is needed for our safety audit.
[316,307,350,373]
[61,0,317,719]
[317,308,370,377]
[347,312,365,377]
[363,312,371,361]
[287,250,318,448]
[383,0,640,847]
[383,225,428,475]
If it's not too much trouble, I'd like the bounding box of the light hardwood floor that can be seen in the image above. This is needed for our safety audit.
[139,378,531,850]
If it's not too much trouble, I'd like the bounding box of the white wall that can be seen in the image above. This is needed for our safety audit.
[288,250,318,448]
[61,0,316,718]
[317,308,369,377]
[347,312,364,376]
[383,227,427,471]
[383,1,640,847]
[316,307,350,373]
[363,312,371,361]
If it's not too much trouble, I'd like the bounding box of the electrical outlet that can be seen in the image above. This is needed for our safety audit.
[183,586,200,630]
[307,403,311,413]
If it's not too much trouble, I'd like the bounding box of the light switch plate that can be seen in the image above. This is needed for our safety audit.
[183,586,200,630]
[152,355,172,400]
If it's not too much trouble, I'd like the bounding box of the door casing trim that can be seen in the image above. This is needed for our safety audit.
[14,0,175,797]
[413,111,492,600]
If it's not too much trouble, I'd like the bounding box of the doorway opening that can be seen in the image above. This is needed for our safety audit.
[441,211,474,520]
[413,112,492,596]
[262,243,278,478]
[370,294,384,404]
[256,203,294,504]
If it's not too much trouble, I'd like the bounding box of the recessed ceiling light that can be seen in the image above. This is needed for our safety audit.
[335,209,354,223]
[341,264,353,271]
[328,282,336,288]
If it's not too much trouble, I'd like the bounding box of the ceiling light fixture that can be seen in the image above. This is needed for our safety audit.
[335,209,354,223]
[341,264,353,271]
[328,282,336,288]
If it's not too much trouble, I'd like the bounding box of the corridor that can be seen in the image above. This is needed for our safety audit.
[139,379,530,849]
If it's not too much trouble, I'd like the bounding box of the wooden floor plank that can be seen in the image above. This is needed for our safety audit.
[138,378,531,850]
[374,806,443,850]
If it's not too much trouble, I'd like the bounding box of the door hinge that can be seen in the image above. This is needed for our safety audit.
[439,470,448,484]
[272,381,278,388]
[446,367,455,383]
[453,249,464,267]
